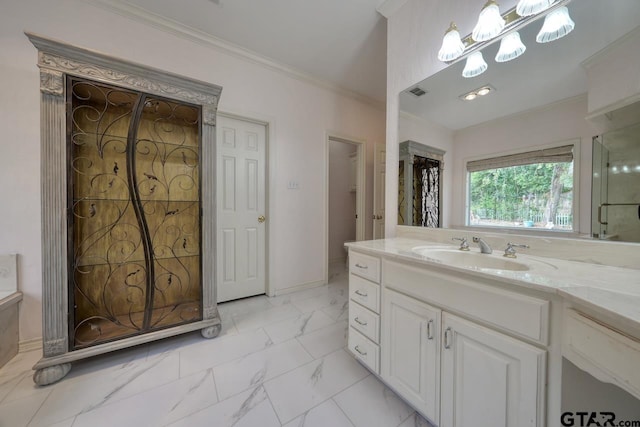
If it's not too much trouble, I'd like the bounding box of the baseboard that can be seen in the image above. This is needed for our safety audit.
[272,279,326,297]
[19,337,42,353]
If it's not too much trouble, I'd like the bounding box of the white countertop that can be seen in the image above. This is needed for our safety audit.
[346,238,640,332]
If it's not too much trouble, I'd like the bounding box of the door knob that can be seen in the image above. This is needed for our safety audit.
[258,215,266,223]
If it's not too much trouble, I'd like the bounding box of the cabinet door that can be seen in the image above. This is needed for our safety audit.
[381,289,440,424]
[440,313,546,427]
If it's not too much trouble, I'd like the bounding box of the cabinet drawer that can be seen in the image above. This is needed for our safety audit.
[349,274,380,313]
[349,300,380,343]
[348,327,379,374]
[564,309,640,400]
[349,251,380,283]
[384,260,550,345]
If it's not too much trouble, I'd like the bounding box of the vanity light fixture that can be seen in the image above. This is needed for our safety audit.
[472,0,506,42]
[438,22,466,62]
[437,0,573,67]
[536,6,575,43]
[459,85,494,101]
[495,31,526,62]
[462,52,488,78]
[516,0,556,17]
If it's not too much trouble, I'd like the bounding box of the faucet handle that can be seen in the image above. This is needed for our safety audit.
[504,242,529,258]
[452,237,470,251]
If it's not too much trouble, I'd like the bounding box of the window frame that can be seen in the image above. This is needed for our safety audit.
[464,139,581,235]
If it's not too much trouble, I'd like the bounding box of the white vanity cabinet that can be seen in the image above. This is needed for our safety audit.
[382,288,441,424]
[348,249,550,427]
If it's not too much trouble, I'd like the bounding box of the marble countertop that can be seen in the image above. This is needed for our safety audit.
[346,238,640,332]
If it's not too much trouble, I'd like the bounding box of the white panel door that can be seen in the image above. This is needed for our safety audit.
[373,143,386,239]
[440,313,546,427]
[381,289,441,424]
[216,116,266,302]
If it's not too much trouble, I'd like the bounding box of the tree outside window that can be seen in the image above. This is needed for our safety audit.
[467,145,574,230]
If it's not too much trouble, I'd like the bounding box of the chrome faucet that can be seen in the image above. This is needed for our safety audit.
[503,242,529,258]
[472,237,492,254]
[452,237,470,251]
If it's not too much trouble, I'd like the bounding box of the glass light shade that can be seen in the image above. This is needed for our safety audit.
[472,1,506,42]
[516,0,555,17]
[438,22,465,62]
[495,32,526,62]
[462,52,488,78]
[536,6,575,43]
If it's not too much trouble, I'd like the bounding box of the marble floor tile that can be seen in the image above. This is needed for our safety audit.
[46,418,76,427]
[218,295,275,318]
[263,311,336,344]
[168,385,281,427]
[2,274,426,427]
[321,299,350,321]
[0,370,28,403]
[63,344,149,384]
[213,339,313,401]
[398,412,436,427]
[28,352,180,427]
[232,304,303,333]
[334,375,415,427]
[72,369,217,427]
[296,320,348,359]
[0,389,50,427]
[263,349,369,424]
[1,371,52,405]
[268,285,336,307]
[282,399,354,427]
[179,328,273,378]
[291,293,348,314]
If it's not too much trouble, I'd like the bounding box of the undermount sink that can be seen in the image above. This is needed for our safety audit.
[412,247,530,271]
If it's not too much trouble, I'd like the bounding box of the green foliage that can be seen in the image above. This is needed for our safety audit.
[469,162,573,223]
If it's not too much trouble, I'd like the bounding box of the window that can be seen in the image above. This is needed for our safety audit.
[467,144,575,231]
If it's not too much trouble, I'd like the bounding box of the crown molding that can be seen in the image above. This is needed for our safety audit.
[581,25,640,70]
[376,0,409,18]
[83,0,385,110]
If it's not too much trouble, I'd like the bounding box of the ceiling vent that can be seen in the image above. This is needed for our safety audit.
[408,86,427,97]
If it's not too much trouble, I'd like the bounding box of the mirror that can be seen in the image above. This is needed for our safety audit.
[398,0,640,243]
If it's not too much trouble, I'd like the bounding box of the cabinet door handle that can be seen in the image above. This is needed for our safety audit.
[355,263,368,269]
[444,327,452,349]
[427,319,434,340]
[354,345,367,356]
[354,317,367,326]
[354,290,368,297]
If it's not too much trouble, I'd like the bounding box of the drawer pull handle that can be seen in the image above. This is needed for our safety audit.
[444,327,452,349]
[355,263,368,269]
[354,290,368,297]
[427,319,434,340]
[354,317,368,326]
[354,345,367,356]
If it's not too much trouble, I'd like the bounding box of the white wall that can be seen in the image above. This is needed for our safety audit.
[0,0,385,341]
[328,141,357,263]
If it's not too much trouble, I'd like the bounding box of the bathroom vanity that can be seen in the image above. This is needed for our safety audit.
[346,232,640,427]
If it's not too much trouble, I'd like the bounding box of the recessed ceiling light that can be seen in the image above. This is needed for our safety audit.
[459,85,495,101]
